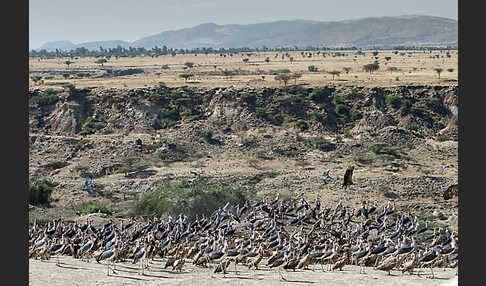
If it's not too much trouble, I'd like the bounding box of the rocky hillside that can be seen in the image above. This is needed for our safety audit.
[29,84,458,139]
[28,84,458,228]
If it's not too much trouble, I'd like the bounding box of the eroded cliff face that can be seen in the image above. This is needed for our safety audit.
[28,84,458,230]
[29,84,458,141]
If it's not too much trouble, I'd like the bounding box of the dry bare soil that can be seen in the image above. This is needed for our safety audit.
[29,256,458,286]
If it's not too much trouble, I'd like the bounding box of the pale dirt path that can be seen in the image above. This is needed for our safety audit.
[29,256,457,286]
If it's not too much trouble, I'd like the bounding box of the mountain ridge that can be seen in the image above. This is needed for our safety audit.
[36,15,457,51]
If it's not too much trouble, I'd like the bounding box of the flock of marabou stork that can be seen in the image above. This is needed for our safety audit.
[29,190,458,280]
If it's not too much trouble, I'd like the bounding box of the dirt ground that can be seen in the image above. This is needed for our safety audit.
[29,256,458,286]
[29,49,458,89]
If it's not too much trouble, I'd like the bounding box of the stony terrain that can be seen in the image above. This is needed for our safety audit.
[28,83,458,230]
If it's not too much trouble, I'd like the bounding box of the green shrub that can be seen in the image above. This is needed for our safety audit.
[332,95,345,105]
[335,104,350,119]
[158,141,195,162]
[349,109,363,121]
[309,88,330,102]
[310,111,323,121]
[346,92,360,100]
[155,108,181,128]
[256,149,271,159]
[32,93,59,106]
[29,178,58,206]
[268,69,291,75]
[118,162,149,176]
[411,106,428,118]
[304,137,336,152]
[184,62,195,68]
[82,117,106,132]
[308,65,318,72]
[73,165,90,172]
[262,171,279,179]
[276,93,301,105]
[75,201,112,215]
[296,119,309,131]
[399,100,412,116]
[386,94,402,109]
[45,161,68,170]
[212,120,226,127]
[117,156,149,175]
[74,139,89,151]
[436,134,449,142]
[196,129,213,141]
[371,143,404,160]
[157,108,181,121]
[240,93,257,105]
[42,88,58,96]
[130,181,255,221]
[352,150,374,165]
[255,107,267,118]
[420,97,450,116]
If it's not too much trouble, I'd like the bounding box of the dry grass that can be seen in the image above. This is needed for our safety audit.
[29,50,458,89]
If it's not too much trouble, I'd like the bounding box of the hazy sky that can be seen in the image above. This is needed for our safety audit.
[29,0,458,50]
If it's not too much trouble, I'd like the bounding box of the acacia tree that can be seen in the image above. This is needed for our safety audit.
[275,73,291,86]
[363,62,379,74]
[343,67,352,74]
[434,68,444,79]
[184,62,194,69]
[291,72,302,85]
[328,70,341,80]
[179,73,193,83]
[95,58,107,66]
[31,76,42,85]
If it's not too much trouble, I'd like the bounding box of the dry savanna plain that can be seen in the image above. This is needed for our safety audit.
[29,49,457,89]
[29,49,458,286]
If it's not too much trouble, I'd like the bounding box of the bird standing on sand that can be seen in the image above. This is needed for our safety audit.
[97,242,120,276]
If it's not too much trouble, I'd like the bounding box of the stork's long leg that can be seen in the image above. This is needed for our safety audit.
[112,260,117,274]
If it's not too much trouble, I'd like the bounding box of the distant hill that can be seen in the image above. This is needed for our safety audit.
[37,41,76,51]
[38,40,131,51]
[37,15,457,51]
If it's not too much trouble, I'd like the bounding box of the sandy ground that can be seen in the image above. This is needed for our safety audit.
[29,256,458,286]
[29,50,458,89]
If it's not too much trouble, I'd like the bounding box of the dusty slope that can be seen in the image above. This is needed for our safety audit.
[28,84,458,232]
